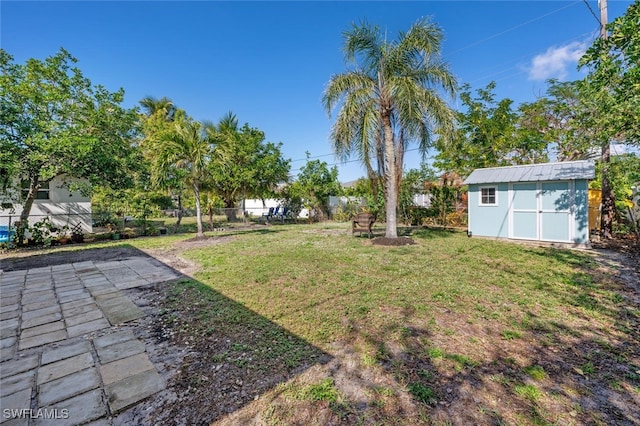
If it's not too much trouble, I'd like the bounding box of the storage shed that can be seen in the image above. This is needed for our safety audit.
[463,160,595,245]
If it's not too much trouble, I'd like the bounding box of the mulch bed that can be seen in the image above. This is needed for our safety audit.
[371,236,416,246]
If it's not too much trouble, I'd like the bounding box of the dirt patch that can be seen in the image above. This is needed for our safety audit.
[0,246,143,271]
[175,235,235,249]
[371,236,416,246]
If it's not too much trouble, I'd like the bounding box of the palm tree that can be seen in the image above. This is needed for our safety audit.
[323,19,457,238]
[151,118,211,238]
[139,96,176,121]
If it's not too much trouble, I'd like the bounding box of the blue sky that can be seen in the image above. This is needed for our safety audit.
[1,1,633,182]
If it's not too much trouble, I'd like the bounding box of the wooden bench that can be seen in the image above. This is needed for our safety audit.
[352,212,375,238]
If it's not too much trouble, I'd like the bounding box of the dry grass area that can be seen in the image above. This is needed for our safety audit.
[2,222,638,425]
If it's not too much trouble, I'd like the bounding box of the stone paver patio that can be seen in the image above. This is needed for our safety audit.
[0,257,180,425]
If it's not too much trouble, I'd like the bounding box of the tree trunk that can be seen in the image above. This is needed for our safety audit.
[208,205,214,230]
[17,174,40,245]
[224,199,237,221]
[173,194,183,234]
[394,129,405,204]
[382,113,398,238]
[193,181,204,238]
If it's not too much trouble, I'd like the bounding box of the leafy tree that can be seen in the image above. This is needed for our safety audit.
[139,97,190,233]
[580,0,640,147]
[149,117,212,237]
[208,112,290,220]
[323,19,457,238]
[536,80,599,161]
[579,0,640,237]
[435,82,549,177]
[512,101,552,164]
[286,155,342,221]
[398,164,437,224]
[0,48,139,232]
[592,153,640,236]
[425,172,464,227]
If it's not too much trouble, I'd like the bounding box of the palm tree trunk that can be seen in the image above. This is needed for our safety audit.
[382,113,398,238]
[395,129,405,200]
[192,181,204,237]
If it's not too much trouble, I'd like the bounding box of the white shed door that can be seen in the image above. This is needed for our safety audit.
[512,183,538,240]
[540,181,571,242]
[510,182,572,242]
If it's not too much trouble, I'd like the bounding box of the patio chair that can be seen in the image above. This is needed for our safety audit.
[276,207,290,223]
[262,207,275,221]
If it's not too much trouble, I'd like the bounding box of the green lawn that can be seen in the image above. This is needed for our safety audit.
[151,222,638,425]
[13,221,638,424]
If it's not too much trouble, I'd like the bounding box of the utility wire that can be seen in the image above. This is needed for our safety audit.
[289,148,437,175]
[582,0,602,25]
[444,1,582,58]
[292,1,591,176]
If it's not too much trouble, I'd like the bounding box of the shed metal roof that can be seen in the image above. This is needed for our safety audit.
[463,160,595,184]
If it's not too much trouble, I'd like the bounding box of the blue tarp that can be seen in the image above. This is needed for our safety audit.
[0,225,13,243]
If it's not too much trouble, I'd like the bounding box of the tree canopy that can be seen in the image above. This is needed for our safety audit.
[580,0,640,147]
[324,19,457,238]
[208,112,290,216]
[285,155,342,221]
[0,48,139,224]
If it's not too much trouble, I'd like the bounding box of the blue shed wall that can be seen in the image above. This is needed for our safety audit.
[573,180,589,244]
[467,183,510,238]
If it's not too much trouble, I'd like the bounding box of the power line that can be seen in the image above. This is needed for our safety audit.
[290,1,594,177]
[444,1,582,58]
[290,152,336,163]
[289,148,437,175]
[582,0,602,25]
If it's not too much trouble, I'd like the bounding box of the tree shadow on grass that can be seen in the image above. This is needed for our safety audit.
[354,307,639,425]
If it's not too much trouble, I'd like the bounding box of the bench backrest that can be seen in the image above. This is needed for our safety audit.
[354,213,375,225]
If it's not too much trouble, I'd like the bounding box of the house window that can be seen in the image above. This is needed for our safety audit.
[480,187,497,205]
[21,180,50,200]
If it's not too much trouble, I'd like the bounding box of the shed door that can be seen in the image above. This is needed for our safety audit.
[540,181,571,242]
[510,181,572,242]
[512,183,538,240]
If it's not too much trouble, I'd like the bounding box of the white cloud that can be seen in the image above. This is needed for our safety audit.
[528,41,587,81]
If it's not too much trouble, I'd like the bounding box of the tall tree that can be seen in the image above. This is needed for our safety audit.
[0,48,139,227]
[579,0,640,237]
[434,82,519,176]
[208,112,290,220]
[323,19,457,238]
[287,155,342,221]
[150,117,211,238]
[139,97,190,232]
[139,96,176,121]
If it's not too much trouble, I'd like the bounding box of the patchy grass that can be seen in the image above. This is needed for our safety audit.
[24,221,634,425]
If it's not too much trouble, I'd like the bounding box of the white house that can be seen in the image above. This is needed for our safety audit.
[0,175,93,235]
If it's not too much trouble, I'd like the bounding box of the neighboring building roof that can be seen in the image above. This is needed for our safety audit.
[341,179,360,188]
[464,160,596,185]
